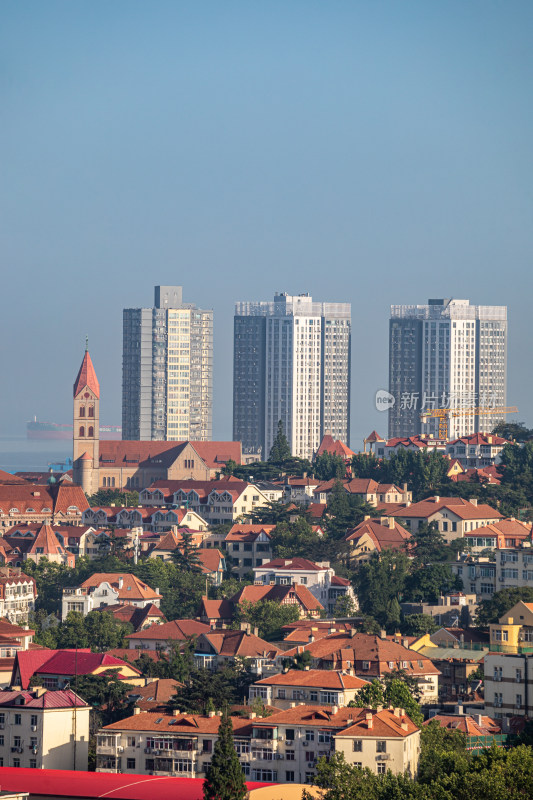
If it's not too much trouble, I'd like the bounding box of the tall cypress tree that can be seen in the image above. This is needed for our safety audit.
[268,420,291,464]
[203,710,247,800]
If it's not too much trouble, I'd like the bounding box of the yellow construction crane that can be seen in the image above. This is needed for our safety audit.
[420,405,518,440]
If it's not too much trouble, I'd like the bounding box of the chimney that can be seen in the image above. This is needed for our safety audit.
[249,712,256,719]
[469,498,478,507]
[308,635,315,644]
[331,705,339,714]
[403,638,409,648]
[253,627,258,637]
[133,707,140,715]
[434,496,440,503]
[350,628,356,638]
[290,702,296,708]
[208,710,216,718]
[118,576,124,589]
[366,712,373,729]
[380,630,387,639]
[364,515,370,521]
[35,687,47,698]
[388,517,395,529]
[376,704,383,713]
[403,483,408,492]
[401,721,408,731]
[173,709,180,716]
[394,708,401,717]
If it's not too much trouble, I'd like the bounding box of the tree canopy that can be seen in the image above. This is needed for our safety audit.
[268,420,291,464]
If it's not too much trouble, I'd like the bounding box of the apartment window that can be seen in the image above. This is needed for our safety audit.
[353,762,362,769]
[353,740,362,752]
[126,758,136,770]
[286,749,295,760]
[362,661,370,670]
[285,729,295,741]
[13,736,21,748]
[14,715,21,726]
[285,771,295,782]
[377,763,386,774]
[376,741,386,753]
[30,715,37,727]
[12,758,20,768]
[127,736,136,747]
[0,736,4,746]
[277,689,286,699]
[305,730,315,741]
[29,759,37,769]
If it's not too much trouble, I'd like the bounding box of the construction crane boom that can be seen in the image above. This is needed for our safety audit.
[420,406,518,440]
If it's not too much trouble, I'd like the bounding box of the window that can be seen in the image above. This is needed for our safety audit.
[79,426,85,437]
[14,715,21,726]
[285,771,295,782]
[88,426,94,437]
[13,736,21,748]
[0,736,4,746]
[362,661,370,670]
[285,729,295,741]
[30,715,37,727]
[127,736,136,747]
[305,730,315,741]
[353,762,362,769]
[310,691,318,702]
[376,741,386,753]
[377,762,386,774]
[12,758,20,768]
[126,758,136,770]
[88,406,94,417]
[277,689,286,699]
[353,740,362,752]
[79,407,85,417]
[286,749,295,761]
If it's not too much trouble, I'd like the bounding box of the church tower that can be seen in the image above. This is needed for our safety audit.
[72,342,100,495]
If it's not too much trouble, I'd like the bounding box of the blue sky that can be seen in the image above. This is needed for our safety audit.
[1,1,532,447]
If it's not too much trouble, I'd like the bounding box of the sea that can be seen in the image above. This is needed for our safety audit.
[0,436,71,474]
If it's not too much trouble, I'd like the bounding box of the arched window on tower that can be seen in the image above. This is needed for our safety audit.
[79,407,85,417]
[79,426,85,437]
[88,406,94,418]
[88,426,94,437]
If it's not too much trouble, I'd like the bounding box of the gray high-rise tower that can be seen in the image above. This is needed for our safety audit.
[233,293,351,460]
[122,286,213,441]
[388,298,507,439]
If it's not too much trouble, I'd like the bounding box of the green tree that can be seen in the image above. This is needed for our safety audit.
[492,421,532,443]
[404,563,461,603]
[268,420,291,464]
[171,529,203,573]
[350,677,423,727]
[270,518,323,560]
[353,550,409,629]
[410,521,448,566]
[332,593,357,617]
[476,586,533,626]
[418,719,470,785]
[203,710,247,800]
[234,599,300,640]
[75,674,135,724]
[88,489,139,508]
[402,614,437,636]
[314,452,347,481]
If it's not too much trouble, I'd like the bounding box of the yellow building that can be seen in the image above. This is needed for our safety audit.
[0,688,90,770]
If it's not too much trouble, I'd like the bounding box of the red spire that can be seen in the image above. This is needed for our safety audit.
[73,349,100,399]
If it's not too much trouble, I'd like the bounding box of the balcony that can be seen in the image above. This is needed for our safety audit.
[97,745,120,755]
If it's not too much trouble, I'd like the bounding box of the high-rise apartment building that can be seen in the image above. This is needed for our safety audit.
[233,293,351,460]
[122,286,213,441]
[388,298,507,439]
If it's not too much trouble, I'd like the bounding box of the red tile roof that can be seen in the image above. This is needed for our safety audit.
[79,573,161,601]
[423,714,501,736]
[0,688,89,709]
[231,583,324,612]
[254,669,369,690]
[316,435,355,459]
[127,619,211,642]
[73,350,100,399]
[256,557,328,571]
[97,441,241,471]
[197,597,235,620]
[345,518,412,552]
[200,630,280,659]
[225,524,275,542]
[390,497,502,521]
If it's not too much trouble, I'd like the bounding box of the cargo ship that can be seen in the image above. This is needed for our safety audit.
[27,418,122,440]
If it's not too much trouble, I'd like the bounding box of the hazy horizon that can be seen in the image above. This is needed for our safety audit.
[2,1,532,455]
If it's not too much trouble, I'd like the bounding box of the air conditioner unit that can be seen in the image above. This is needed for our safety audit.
[303,741,309,747]
[31,725,37,732]
[117,746,124,753]
[285,740,293,746]
[0,724,5,730]
[277,736,284,741]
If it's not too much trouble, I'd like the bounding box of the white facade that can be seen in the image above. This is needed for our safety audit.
[253,560,355,614]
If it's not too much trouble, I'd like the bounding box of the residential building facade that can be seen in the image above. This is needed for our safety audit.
[0,688,90,771]
[233,293,351,459]
[389,298,507,438]
[96,705,420,781]
[122,285,213,442]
